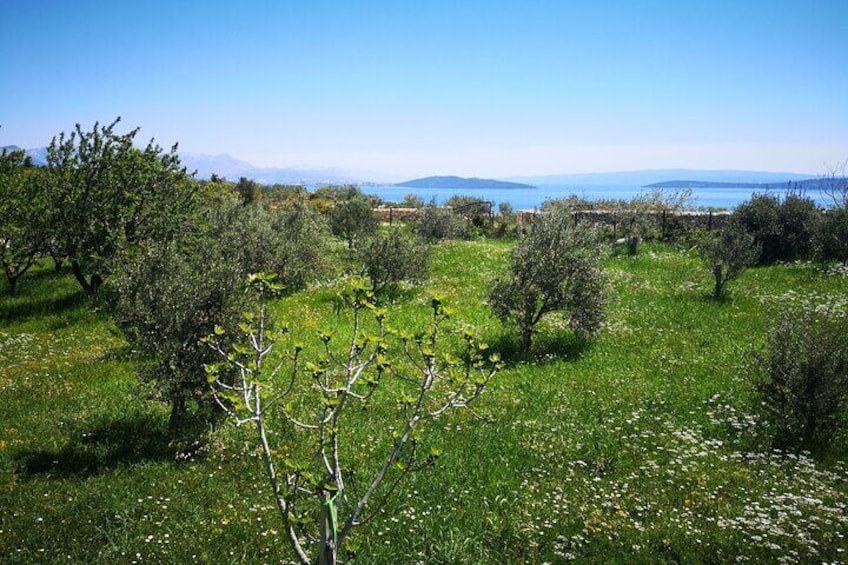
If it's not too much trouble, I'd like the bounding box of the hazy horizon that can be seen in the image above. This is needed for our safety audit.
[2,1,847,178]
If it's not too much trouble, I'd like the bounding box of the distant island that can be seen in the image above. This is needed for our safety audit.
[396,176,534,189]
[645,178,845,190]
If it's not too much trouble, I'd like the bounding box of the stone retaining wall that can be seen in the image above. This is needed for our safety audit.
[516,209,733,233]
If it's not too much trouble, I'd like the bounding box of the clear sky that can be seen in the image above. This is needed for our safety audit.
[2,0,847,177]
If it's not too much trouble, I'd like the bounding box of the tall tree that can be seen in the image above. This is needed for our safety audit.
[45,118,195,293]
[0,149,48,293]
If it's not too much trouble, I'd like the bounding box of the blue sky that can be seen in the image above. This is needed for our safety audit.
[2,0,847,177]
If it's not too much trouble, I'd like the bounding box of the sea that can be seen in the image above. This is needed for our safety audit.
[358,184,829,211]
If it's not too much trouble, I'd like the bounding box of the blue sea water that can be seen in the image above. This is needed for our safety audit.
[360,184,828,211]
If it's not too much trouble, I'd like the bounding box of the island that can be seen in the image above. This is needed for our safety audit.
[396,175,534,189]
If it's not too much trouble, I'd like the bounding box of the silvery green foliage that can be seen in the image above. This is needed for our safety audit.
[815,208,848,264]
[329,194,380,250]
[755,305,848,450]
[489,203,607,351]
[733,193,820,264]
[111,199,331,431]
[415,202,469,242]
[359,228,430,295]
[699,225,761,299]
[207,199,333,293]
[110,237,245,431]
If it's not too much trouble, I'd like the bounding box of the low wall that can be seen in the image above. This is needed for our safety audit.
[516,209,733,233]
[374,207,420,223]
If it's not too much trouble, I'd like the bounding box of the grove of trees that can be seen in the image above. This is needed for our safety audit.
[3,118,848,562]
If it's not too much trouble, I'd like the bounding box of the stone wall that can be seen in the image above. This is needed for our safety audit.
[516,209,733,233]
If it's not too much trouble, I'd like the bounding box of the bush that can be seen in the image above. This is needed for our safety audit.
[699,225,760,299]
[359,228,430,295]
[488,203,607,351]
[754,306,848,450]
[110,238,246,431]
[734,193,820,263]
[328,194,380,250]
[208,201,333,293]
[110,199,332,431]
[444,195,492,229]
[271,198,335,291]
[415,203,469,242]
[815,208,848,264]
[777,194,820,261]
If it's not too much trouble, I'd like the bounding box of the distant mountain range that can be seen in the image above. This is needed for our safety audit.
[396,176,533,189]
[178,152,403,185]
[2,144,821,188]
[0,146,401,185]
[1,145,48,165]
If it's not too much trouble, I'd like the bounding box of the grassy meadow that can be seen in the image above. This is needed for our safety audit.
[1,240,847,563]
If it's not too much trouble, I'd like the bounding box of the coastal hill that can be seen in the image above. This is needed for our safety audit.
[397,176,534,189]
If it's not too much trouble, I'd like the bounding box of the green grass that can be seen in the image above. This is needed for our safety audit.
[2,245,847,563]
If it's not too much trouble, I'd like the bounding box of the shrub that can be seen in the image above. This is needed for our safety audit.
[815,208,848,264]
[109,238,245,431]
[699,225,761,299]
[754,306,848,450]
[401,193,425,208]
[777,194,820,261]
[328,193,380,250]
[488,203,607,351]
[208,200,333,293]
[734,193,820,263]
[359,228,430,295]
[415,202,469,242]
[445,194,492,229]
[271,198,335,291]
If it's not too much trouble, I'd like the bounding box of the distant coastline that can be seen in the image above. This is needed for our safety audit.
[645,178,846,191]
[396,175,534,189]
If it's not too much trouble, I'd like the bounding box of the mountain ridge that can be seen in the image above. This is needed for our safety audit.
[3,145,819,188]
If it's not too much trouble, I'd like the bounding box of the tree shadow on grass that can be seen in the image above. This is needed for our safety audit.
[487,331,592,368]
[13,414,207,479]
[0,288,88,324]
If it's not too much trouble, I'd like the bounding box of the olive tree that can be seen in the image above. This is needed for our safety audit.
[207,199,334,292]
[110,198,333,431]
[110,238,245,431]
[733,193,820,264]
[45,118,195,293]
[328,193,380,250]
[699,225,761,300]
[489,203,607,351]
[414,201,469,242]
[359,228,430,296]
[204,276,500,564]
